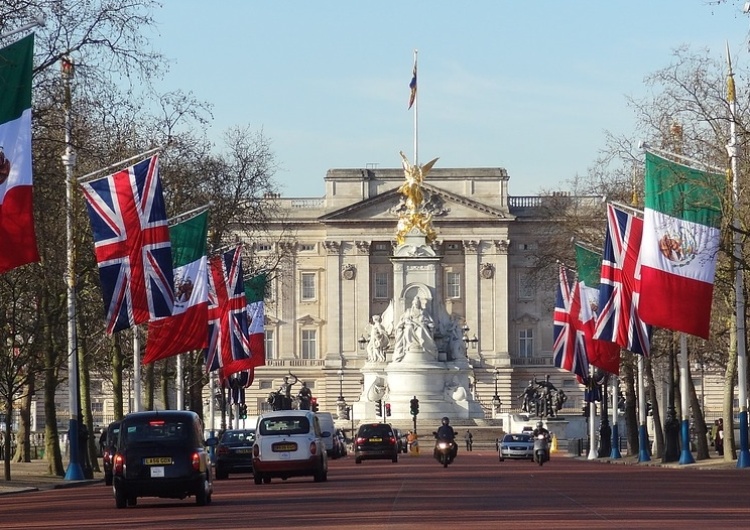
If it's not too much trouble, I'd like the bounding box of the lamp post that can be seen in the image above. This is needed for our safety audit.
[462,323,478,350]
[492,367,502,415]
[336,369,347,419]
[357,335,368,351]
[337,369,344,401]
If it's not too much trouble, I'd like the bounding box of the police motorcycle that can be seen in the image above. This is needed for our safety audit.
[433,417,458,468]
[533,422,550,466]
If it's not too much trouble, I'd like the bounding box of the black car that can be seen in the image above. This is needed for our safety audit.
[102,420,121,486]
[214,429,255,479]
[354,423,398,464]
[112,410,214,508]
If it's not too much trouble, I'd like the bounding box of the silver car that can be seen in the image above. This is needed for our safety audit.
[498,433,534,461]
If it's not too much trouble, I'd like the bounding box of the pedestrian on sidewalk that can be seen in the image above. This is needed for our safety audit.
[715,418,724,456]
[464,429,473,452]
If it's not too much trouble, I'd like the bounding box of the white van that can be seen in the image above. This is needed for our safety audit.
[315,412,336,457]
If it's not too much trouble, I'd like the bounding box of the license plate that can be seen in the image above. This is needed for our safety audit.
[272,442,297,452]
[150,466,165,478]
[236,448,252,454]
[144,457,172,465]
[369,437,382,443]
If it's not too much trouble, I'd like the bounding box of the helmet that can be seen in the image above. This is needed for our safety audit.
[441,417,450,426]
[537,421,544,429]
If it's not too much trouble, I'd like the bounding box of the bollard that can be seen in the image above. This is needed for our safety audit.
[551,433,558,453]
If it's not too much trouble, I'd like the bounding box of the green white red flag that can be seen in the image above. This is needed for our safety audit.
[639,152,725,339]
[144,210,209,363]
[0,34,39,273]
[245,272,267,365]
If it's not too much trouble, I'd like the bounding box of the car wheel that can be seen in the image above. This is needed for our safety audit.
[127,496,137,507]
[215,466,228,480]
[392,454,398,463]
[263,476,271,484]
[499,456,504,462]
[114,487,127,509]
[104,472,113,486]
[314,466,326,482]
[254,473,262,485]
[355,457,362,464]
[195,479,209,506]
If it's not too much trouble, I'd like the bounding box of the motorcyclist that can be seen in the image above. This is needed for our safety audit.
[533,421,550,441]
[434,417,458,460]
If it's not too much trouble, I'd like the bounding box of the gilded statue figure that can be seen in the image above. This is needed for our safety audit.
[396,151,439,244]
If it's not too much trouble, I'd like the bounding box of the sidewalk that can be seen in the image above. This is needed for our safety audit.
[0,459,102,496]
[571,452,740,470]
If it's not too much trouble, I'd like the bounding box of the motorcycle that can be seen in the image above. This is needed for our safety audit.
[533,434,550,466]
[433,432,457,468]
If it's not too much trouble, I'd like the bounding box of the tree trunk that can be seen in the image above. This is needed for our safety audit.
[161,357,172,410]
[12,378,33,463]
[645,356,664,459]
[4,395,13,480]
[144,361,154,411]
[113,334,124,420]
[622,360,639,455]
[78,336,98,475]
[687,365,709,460]
[43,335,64,477]
[723,317,738,462]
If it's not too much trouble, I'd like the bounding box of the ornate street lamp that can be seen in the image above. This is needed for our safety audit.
[357,335,368,350]
[336,369,347,420]
[337,369,344,401]
[462,323,478,350]
[492,367,502,412]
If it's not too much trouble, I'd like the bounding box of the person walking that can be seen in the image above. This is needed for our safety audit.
[464,429,473,452]
[715,418,724,456]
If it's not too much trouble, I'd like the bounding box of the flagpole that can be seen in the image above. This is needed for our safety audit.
[609,201,643,219]
[610,376,622,458]
[412,49,418,166]
[640,143,724,175]
[168,202,211,225]
[587,367,597,460]
[0,17,45,40]
[678,333,695,463]
[637,355,651,462]
[133,327,141,412]
[726,44,750,467]
[176,355,183,410]
[77,146,163,183]
[61,56,84,481]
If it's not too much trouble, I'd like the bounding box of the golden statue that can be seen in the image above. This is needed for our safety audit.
[396,152,439,245]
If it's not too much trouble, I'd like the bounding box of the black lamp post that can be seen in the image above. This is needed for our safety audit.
[337,369,344,401]
[357,335,368,350]
[462,323,479,350]
[492,367,501,413]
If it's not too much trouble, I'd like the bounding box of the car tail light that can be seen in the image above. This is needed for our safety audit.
[191,452,201,471]
[217,445,229,456]
[310,442,317,455]
[389,436,396,445]
[113,453,124,475]
[103,450,111,464]
[356,437,366,445]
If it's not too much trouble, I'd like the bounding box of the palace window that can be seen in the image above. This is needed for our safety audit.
[264,330,275,360]
[301,330,317,359]
[301,272,316,301]
[519,328,533,358]
[374,271,389,299]
[446,272,461,299]
[518,273,534,300]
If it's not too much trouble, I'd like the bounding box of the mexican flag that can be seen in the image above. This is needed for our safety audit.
[0,34,40,274]
[245,272,267,366]
[640,152,725,339]
[575,244,620,375]
[144,210,209,363]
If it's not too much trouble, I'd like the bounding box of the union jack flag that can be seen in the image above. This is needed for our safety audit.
[204,245,259,378]
[594,204,651,356]
[553,266,589,381]
[81,155,173,333]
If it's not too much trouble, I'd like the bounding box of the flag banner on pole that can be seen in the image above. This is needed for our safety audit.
[408,53,417,110]
[640,151,725,339]
[81,155,174,333]
[553,266,589,381]
[595,204,651,355]
[144,210,209,364]
[204,245,260,378]
[245,272,267,367]
[575,244,620,375]
[0,34,40,274]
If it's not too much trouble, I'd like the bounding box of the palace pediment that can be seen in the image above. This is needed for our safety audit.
[319,184,511,225]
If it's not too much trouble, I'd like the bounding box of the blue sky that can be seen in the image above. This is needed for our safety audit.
[147,1,750,198]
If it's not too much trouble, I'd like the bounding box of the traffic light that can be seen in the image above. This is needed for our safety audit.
[240,403,248,419]
[311,397,319,412]
[375,399,382,416]
[385,403,391,417]
[410,396,419,416]
[645,401,653,416]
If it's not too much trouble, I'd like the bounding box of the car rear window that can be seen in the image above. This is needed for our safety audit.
[358,424,393,437]
[504,434,531,443]
[259,417,310,436]
[122,419,192,444]
[221,430,255,443]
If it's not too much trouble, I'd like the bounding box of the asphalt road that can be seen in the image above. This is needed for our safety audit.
[2,450,748,529]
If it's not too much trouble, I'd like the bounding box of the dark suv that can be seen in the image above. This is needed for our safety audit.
[112,410,214,508]
[102,420,121,486]
[354,423,398,464]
